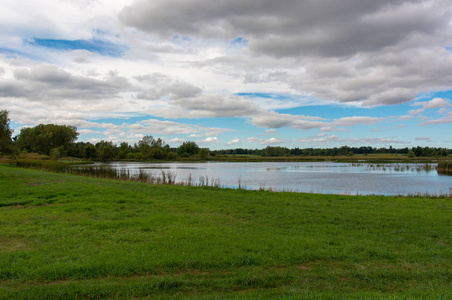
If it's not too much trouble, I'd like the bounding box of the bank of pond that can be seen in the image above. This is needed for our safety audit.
[11,159,452,197]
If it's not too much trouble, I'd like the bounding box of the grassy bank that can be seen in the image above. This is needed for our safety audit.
[1,165,451,299]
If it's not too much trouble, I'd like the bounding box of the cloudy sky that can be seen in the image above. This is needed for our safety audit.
[1,0,452,149]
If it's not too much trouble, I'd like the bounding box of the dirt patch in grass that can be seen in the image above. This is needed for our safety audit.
[0,237,38,252]
[22,181,47,186]
[296,265,312,270]
[437,241,450,247]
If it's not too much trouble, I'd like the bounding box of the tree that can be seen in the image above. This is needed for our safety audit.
[137,135,154,158]
[50,146,63,160]
[83,143,96,159]
[198,148,210,159]
[177,141,200,156]
[16,124,79,155]
[262,146,288,157]
[100,144,115,162]
[149,148,166,159]
[0,110,14,154]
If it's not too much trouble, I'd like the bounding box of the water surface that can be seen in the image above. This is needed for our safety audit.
[103,161,452,196]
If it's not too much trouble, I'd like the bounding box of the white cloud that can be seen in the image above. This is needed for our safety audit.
[251,111,326,130]
[166,138,186,145]
[331,116,382,127]
[298,135,407,146]
[199,136,219,144]
[424,98,449,109]
[227,137,240,145]
[398,115,415,121]
[419,111,452,126]
[409,108,425,115]
[413,97,449,109]
[243,137,284,145]
[78,129,101,135]
[173,95,261,118]
[135,73,202,100]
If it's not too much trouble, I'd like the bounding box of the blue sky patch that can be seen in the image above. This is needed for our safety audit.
[27,38,128,57]
[237,92,294,100]
[231,37,249,47]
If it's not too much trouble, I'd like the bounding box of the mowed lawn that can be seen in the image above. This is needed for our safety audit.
[0,164,451,299]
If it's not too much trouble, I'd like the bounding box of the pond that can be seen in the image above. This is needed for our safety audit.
[102,161,452,196]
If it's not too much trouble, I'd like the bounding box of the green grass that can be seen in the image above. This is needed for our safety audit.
[0,164,451,299]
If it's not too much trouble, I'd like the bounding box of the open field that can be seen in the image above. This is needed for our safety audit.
[1,164,451,299]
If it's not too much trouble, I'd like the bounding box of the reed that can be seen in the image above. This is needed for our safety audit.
[194,175,221,188]
[437,161,452,174]
[15,160,71,173]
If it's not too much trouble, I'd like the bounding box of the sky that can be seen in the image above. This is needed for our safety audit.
[1,0,452,150]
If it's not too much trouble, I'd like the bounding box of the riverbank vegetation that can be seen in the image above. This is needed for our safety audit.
[9,159,452,191]
[437,161,452,175]
[1,165,451,299]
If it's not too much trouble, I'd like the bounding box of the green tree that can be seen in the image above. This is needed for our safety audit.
[262,146,288,157]
[149,148,166,159]
[198,148,210,160]
[16,124,79,155]
[138,135,154,158]
[100,144,115,162]
[407,150,416,158]
[0,110,14,154]
[177,141,200,156]
[50,147,62,160]
[83,143,96,159]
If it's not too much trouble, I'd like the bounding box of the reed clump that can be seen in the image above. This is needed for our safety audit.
[13,159,224,188]
[13,160,180,185]
[15,160,71,173]
[437,161,452,174]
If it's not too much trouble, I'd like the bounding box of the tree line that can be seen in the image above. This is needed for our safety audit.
[214,145,451,157]
[0,110,205,161]
[1,110,450,160]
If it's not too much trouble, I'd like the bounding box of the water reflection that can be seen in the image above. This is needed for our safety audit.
[103,161,451,196]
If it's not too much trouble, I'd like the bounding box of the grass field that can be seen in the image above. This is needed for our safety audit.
[0,164,451,299]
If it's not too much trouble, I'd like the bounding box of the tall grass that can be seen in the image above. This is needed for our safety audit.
[437,161,452,174]
[15,160,71,173]
[13,160,225,187]
[13,160,179,185]
[363,162,437,172]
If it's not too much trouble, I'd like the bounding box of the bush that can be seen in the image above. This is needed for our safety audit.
[167,152,176,160]
[149,148,166,159]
